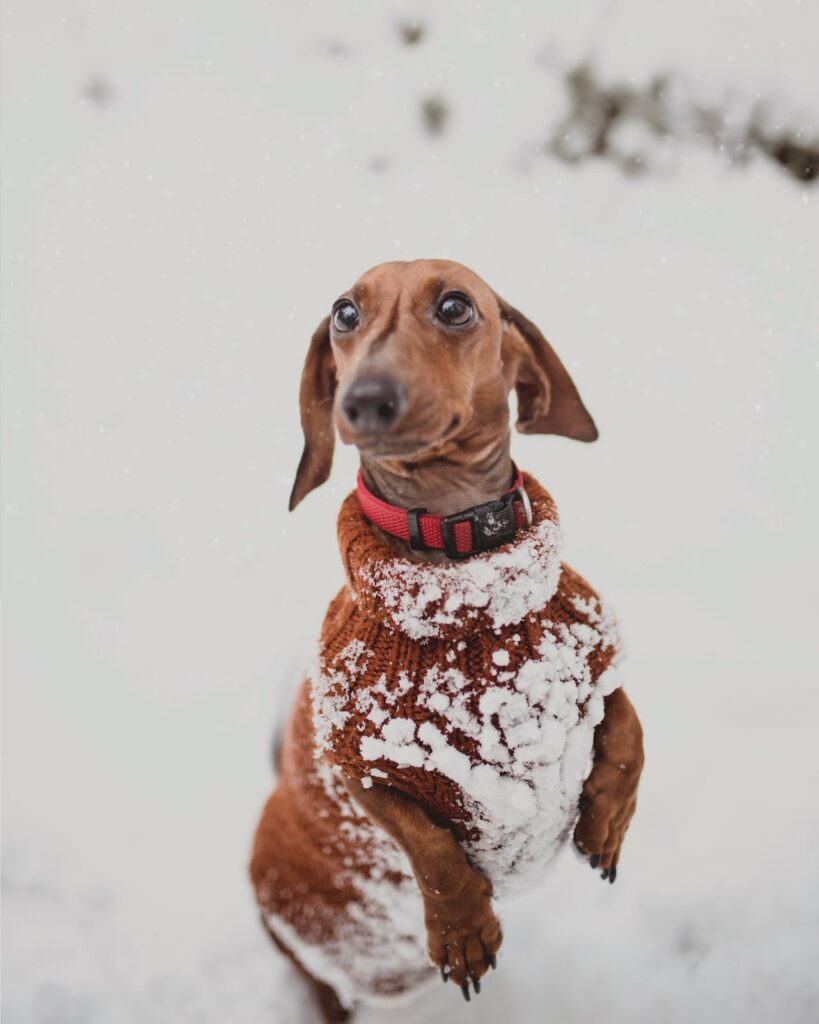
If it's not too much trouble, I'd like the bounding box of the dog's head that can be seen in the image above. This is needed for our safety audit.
[289,259,597,509]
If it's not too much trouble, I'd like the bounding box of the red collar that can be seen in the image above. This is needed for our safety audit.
[355,466,533,559]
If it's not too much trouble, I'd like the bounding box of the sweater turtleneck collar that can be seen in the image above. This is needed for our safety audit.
[336,472,564,642]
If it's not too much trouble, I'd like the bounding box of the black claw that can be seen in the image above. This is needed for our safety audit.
[590,854,601,869]
[609,867,617,884]
[441,967,448,983]
[473,977,481,994]
[601,868,610,880]
[462,980,471,1002]
[488,953,497,970]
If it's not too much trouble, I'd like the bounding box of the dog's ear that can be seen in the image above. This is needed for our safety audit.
[496,294,598,442]
[289,315,337,510]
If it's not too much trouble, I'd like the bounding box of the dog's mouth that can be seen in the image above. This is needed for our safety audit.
[355,414,462,458]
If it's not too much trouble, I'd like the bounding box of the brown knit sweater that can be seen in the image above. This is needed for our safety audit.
[250,472,622,1007]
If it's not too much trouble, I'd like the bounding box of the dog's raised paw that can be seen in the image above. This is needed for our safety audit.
[574,773,639,882]
[425,880,502,998]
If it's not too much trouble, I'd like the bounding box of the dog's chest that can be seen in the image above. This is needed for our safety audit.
[313,590,620,894]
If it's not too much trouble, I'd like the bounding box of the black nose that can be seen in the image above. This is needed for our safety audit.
[341,376,406,433]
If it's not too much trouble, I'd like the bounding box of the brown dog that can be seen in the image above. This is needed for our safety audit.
[251,260,644,1021]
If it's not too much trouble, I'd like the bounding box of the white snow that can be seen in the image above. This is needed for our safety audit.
[263,777,431,1010]
[261,761,432,1009]
[3,1,819,1022]
[310,639,371,752]
[357,515,563,639]
[347,600,621,892]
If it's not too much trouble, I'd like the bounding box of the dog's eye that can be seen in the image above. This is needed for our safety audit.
[437,292,474,327]
[332,300,359,333]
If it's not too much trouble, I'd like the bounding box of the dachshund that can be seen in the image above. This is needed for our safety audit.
[250,259,644,1021]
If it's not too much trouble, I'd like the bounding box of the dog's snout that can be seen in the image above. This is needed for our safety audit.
[341,377,406,433]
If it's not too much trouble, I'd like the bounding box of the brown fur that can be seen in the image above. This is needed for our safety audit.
[253,260,643,1020]
[289,260,596,521]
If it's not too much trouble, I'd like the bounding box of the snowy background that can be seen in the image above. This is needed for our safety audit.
[3,1,819,1021]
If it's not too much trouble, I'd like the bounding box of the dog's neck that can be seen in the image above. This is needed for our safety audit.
[359,431,513,563]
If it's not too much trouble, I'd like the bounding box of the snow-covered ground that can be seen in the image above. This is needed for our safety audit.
[3,2,818,1022]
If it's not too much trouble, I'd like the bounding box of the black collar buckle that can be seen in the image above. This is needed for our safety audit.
[441,492,519,559]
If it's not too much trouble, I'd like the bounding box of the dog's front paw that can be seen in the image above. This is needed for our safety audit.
[574,784,638,883]
[424,873,502,1001]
